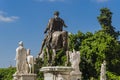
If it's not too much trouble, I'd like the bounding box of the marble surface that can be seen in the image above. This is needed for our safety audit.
[40,66,73,80]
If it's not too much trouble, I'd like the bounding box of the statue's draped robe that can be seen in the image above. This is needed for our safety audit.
[16,46,27,74]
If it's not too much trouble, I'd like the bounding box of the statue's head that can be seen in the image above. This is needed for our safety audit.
[19,41,23,46]
[54,11,59,16]
[103,60,106,65]
[27,49,31,55]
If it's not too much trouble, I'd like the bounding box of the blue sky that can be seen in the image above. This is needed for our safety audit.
[0,0,120,68]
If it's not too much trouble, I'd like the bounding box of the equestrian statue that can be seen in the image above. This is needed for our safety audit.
[38,11,69,66]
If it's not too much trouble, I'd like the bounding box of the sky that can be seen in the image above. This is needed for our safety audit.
[0,0,120,68]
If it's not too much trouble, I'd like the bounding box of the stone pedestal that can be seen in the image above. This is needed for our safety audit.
[70,69,82,80]
[70,73,82,80]
[13,74,37,80]
[40,66,73,80]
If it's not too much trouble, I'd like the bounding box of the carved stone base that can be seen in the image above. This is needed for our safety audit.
[40,66,73,80]
[70,70,82,80]
[70,73,82,80]
[13,74,37,80]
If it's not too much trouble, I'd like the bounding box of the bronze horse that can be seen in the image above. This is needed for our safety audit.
[51,31,68,64]
[39,30,68,66]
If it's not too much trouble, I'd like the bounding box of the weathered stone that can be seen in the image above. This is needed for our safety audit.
[40,66,73,80]
[13,74,36,80]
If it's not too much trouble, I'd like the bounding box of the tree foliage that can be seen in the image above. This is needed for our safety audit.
[68,30,120,80]
[80,31,120,79]
[97,8,120,39]
[68,31,85,51]
[0,67,16,80]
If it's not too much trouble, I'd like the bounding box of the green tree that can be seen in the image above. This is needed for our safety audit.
[97,8,120,39]
[34,57,44,80]
[68,31,85,51]
[80,31,120,79]
[0,67,16,80]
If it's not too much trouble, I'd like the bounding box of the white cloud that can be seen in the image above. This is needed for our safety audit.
[96,0,108,3]
[0,11,6,15]
[49,0,56,2]
[36,0,65,2]
[0,11,19,22]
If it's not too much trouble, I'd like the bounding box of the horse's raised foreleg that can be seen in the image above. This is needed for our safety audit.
[46,47,52,66]
[65,51,69,66]
[52,49,56,64]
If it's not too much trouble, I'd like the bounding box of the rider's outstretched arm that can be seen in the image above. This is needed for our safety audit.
[62,20,67,28]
